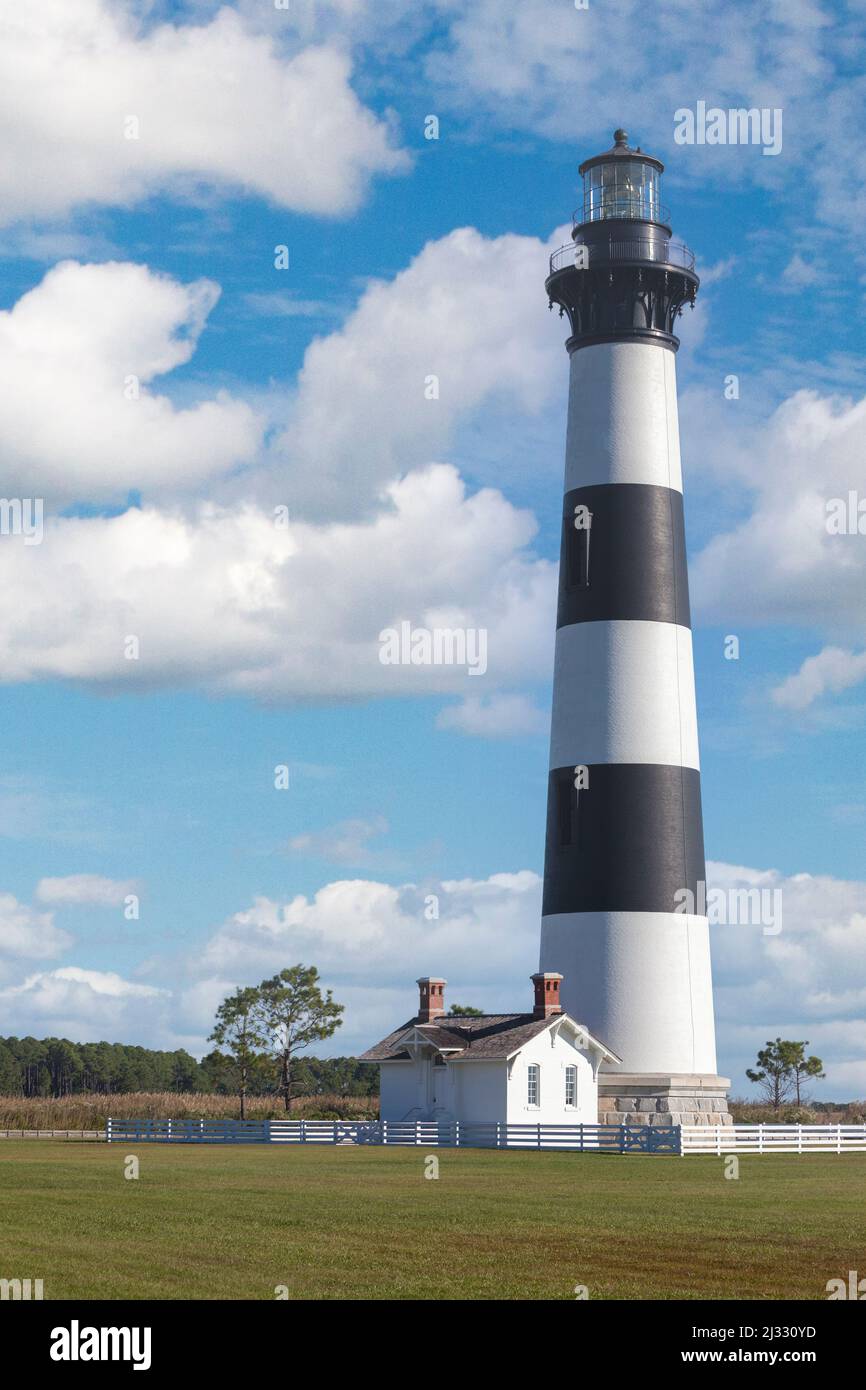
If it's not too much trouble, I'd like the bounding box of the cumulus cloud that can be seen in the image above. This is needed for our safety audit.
[691,390,866,637]
[420,0,830,171]
[0,260,261,504]
[708,860,866,1095]
[0,224,569,701]
[0,1,406,224]
[0,966,169,1043]
[436,692,547,738]
[0,464,554,696]
[200,869,542,990]
[35,874,138,907]
[0,892,72,963]
[0,224,566,517]
[275,225,563,518]
[771,646,866,710]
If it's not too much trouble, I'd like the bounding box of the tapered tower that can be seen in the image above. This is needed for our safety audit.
[540,130,730,1127]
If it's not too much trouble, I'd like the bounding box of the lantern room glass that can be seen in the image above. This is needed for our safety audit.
[583,160,660,222]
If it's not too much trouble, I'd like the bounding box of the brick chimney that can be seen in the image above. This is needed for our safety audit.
[531,972,563,1019]
[417,977,446,1023]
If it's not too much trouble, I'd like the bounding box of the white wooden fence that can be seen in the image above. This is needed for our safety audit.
[681,1124,866,1154]
[0,1129,102,1140]
[104,1117,679,1152]
[5,1120,865,1155]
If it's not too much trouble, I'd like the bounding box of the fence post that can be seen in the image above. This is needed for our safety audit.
[716,1126,721,1157]
[415,1119,420,1146]
[798,1124,802,1155]
[106,1116,112,1144]
[758,1123,763,1155]
[496,1121,501,1149]
[455,1120,460,1148]
[300,1120,306,1144]
[579,1123,584,1152]
[837,1124,842,1155]
[381,1119,387,1146]
[537,1123,542,1150]
[167,1117,172,1144]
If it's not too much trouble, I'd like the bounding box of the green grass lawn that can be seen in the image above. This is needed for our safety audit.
[1,1141,863,1300]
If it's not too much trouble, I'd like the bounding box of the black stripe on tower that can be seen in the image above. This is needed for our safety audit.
[542,763,706,916]
[558,483,690,630]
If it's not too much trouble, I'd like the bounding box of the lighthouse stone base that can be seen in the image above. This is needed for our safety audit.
[598,1073,732,1127]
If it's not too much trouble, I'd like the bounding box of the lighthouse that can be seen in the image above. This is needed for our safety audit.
[540,130,730,1127]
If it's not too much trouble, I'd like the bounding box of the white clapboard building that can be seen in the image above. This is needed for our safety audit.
[360,974,619,1126]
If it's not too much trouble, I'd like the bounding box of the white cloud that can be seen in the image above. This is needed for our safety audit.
[0,892,71,964]
[436,692,547,738]
[0,224,566,516]
[419,0,829,170]
[200,869,542,989]
[0,1,406,224]
[0,223,569,703]
[708,860,866,1096]
[0,464,554,696]
[275,225,563,518]
[771,646,866,710]
[0,966,169,1043]
[692,389,866,635]
[36,874,138,907]
[0,260,261,504]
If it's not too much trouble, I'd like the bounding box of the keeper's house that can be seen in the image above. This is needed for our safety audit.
[359,973,619,1126]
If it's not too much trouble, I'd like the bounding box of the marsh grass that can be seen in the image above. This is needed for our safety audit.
[0,1091,377,1128]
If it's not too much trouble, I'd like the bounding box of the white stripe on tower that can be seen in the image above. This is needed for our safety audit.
[563,342,683,492]
[540,131,721,1088]
[549,619,699,770]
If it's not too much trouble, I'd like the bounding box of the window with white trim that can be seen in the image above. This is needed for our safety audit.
[565,1064,577,1108]
[527,1063,540,1107]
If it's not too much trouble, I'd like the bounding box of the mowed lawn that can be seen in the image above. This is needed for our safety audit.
[1,1142,864,1300]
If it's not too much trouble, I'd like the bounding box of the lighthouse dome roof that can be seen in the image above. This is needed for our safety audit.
[579,128,664,177]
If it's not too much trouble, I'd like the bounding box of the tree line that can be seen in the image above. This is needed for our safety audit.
[0,1034,375,1102]
[0,964,364,1110]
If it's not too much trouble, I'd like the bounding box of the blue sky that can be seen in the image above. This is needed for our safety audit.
[0,0,864,1098]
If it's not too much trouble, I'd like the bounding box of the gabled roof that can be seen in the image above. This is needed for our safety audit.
[358,1012,620,1064]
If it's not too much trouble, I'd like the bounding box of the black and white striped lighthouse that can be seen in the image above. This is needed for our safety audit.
[540,130,730,1127]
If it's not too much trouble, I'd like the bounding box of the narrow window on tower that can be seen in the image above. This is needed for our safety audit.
[527,1063,540,1107]
[565,1065,577,1108]
[557,775,575,847]
[564,505,591,588]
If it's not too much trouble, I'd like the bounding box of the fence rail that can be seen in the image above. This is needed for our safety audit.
[104,1117,680,1153]
[8,1120,863,1156]
[0,1129,103,1140]
[681,1124,866,1154]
